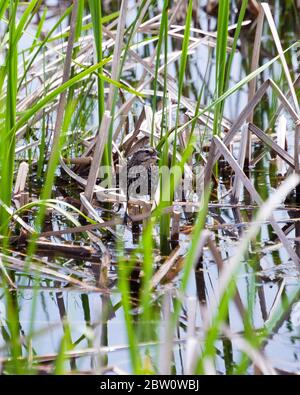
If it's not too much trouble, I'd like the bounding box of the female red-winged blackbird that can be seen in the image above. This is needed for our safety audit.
[125,147,159,221]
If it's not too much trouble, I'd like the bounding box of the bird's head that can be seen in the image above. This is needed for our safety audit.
[127,147,159,169]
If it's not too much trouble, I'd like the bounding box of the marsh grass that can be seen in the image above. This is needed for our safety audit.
[0,0,300,375]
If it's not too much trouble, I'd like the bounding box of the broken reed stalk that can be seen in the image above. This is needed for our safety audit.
[14,162,29,195]
[247,5,264,124]
[106,0,128,111]
[84,111,112,203]
[276,115,287,175]
[49,0,78,155]
[14,161,29,209]
[231,123,248,203]
[246,3,264,162]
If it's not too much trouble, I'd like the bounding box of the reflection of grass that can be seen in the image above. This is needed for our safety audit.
[0,0,300,375]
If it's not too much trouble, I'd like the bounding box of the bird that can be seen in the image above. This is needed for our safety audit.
[124,147,159,222]
[127,148,159,177]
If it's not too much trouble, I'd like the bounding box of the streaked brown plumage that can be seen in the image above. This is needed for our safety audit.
[125,147,159,222]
